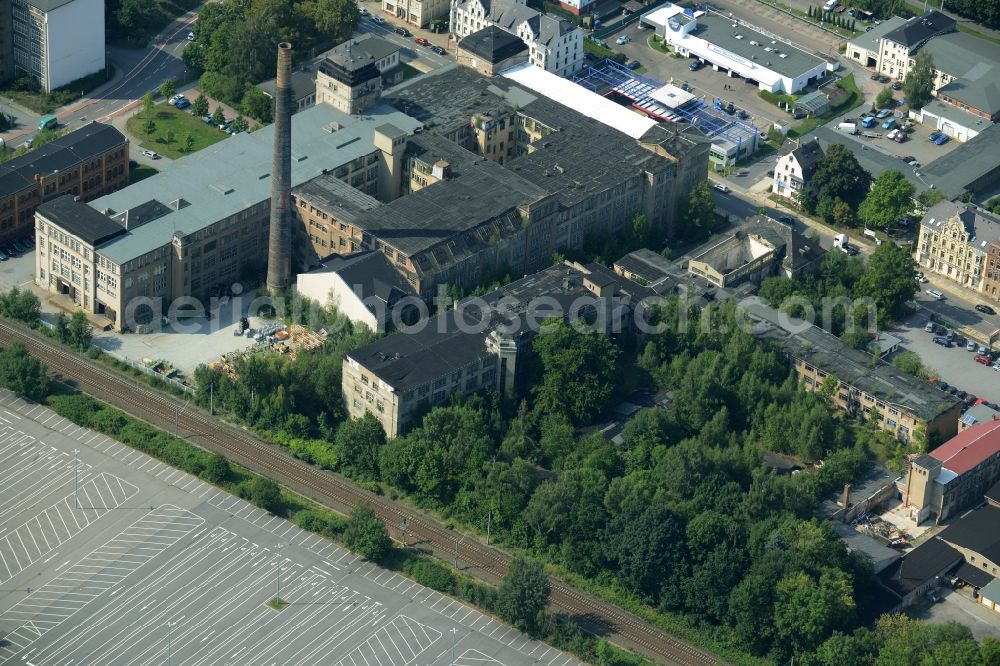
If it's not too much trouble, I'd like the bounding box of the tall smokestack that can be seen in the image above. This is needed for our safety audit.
[266,42,293,294]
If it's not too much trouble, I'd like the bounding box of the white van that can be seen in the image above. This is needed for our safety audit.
[837,121,858,134]
[823,0,838,11]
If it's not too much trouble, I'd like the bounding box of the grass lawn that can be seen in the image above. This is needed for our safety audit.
[789,74,863,139]
[401,63,423,81]
[2,67,114,115]
[130,164,158,183]
[584,39,619,60]
[647,35,669,54]
[126,104,227,160]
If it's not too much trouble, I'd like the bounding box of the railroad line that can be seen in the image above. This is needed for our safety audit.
[0,320,721,666]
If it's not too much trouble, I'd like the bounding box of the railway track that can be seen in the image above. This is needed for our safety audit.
[0,320,721,666]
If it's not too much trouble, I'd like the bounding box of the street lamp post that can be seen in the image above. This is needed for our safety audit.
[166,620,175,666]
[275,543,284,602]
[73,448,79,508]
[450,627,458,665]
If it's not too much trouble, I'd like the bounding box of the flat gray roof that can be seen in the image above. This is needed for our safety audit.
[91,103,421,264]
[809,126,929,195]
[848,16,908,54]
[926,32,1000,114]
[693,14,826,79]
[920,99,992,130]
[921,123,1000,200]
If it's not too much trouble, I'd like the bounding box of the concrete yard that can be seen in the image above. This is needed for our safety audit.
[0,389,581,666]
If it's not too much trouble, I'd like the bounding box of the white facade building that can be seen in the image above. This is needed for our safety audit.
[642,4,828,94]
[451,0,583,77]
[12,0,105,92]
[772,140,824,201]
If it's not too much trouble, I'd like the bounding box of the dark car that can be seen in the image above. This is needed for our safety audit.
[395,26,411,37]
[737,109,749,120]
[689,60,703,71]
[891,81,902,90]
[900,155,916,163]
[965,394,978,405]
[956,389,968,399]
[938,381,951,391]
[933,336,951,347]
[431,45,446,55]
[878,75,890,83]
[777,215,795,226]
[870,72,880,80]
[976,304,996,315]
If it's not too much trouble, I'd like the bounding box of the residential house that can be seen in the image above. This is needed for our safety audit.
[772,140,824,201]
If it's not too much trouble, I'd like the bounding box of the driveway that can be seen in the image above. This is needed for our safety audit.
[909,588,1000,642]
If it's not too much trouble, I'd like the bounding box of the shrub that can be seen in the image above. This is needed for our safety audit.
[404,559,455,593]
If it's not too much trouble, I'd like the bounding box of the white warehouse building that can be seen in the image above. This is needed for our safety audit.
[641,4,830,94]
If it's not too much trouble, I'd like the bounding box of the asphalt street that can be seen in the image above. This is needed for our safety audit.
[0,388,582,666]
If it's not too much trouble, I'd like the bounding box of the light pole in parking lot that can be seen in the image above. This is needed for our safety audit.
[166,620,175,666]
[275,543,285,602]
[73,448,79,508]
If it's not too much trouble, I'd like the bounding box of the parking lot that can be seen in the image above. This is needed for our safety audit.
[0,388,581,666]
[909,587,1000,642]
[0,244,36,293]
[608,24,787,131]
[889,310,1000,405]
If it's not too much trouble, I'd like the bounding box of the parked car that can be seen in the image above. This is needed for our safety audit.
[359,7,369,14]
[975,354,991,365]
[371,15,385,24]
[202,115,213,124]
[900,155,916,163]
[187,31,195,41]
[926,289,944,300]
[0,250,7,261]
[174,98,190,109]
[431,45,446,55]
[976,304,996,315]
[395,26,411,36]
[876,108,892,119]
[414,37,429,46]
[938,381,950,391]
[979,345,989,355]
[887,128,900,140]
[925,321,936,333]
[933,336,952,347]
[168,94,185,105]
[956,389,968,399]
[927,590,941,603]
[616,35,629,45]
[777,215,795,226]
[713,183,729,192]
[870,72,880,80]
[878,75,890,83]
[861,116,876,128]
[891,81,902,90]
[689,60,703,71]
[893,131,906,143]
[737,109,749,120]
[141,150,160,159]
[935,133,950,145]
[967,340,978,351]
[929,131,942,141]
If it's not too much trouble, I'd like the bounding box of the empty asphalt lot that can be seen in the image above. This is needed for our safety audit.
[0,389,580,666]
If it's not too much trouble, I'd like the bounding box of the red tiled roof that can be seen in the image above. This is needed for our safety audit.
[930,419,1000,475]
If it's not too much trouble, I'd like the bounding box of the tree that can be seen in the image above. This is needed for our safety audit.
[143,119,156,135]
[773,569,855,655]
[334,412,386,480]
[241,86,274,123]
[0,342,49,401]
[211,105,226,126]
[67,310,92,350]
[532,319,620,425]
[918,188,945,208]
[343,503,392,560]
[231,115,249,133]
[165,129,175,144]
[202,453,231,483]
[0,287,41,324]
[306,0,361,40]
[681,180,722,242]
[54,311,70,344]
[247,476,282,513]
[832,199,854,227]
[496,556,550,633]
[904,49,935,110]
[891,350,928,379]
[158,79,176,100]
[192,93,210,117]
[142,91,155,117]
[856,242,918,325]
[858,170,915,230]
[811,143,873,212]
[183,132,195,153]
[116,0,152,32]
[875,86,893,108]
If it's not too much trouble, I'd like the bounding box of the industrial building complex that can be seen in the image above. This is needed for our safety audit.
[34,47,710,330]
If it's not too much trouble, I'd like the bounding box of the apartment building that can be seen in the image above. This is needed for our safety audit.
[0,121,128,244]
[384,0,450,27]
[34,103,422,329]
[343,261,654,436]
[904,419,1000,523]
[772,139,824,201]
[874,11,1000,122]
[747,301,963,444]
[8,0,104,92]
[450,0,583,77]
[916,201,1000,297]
